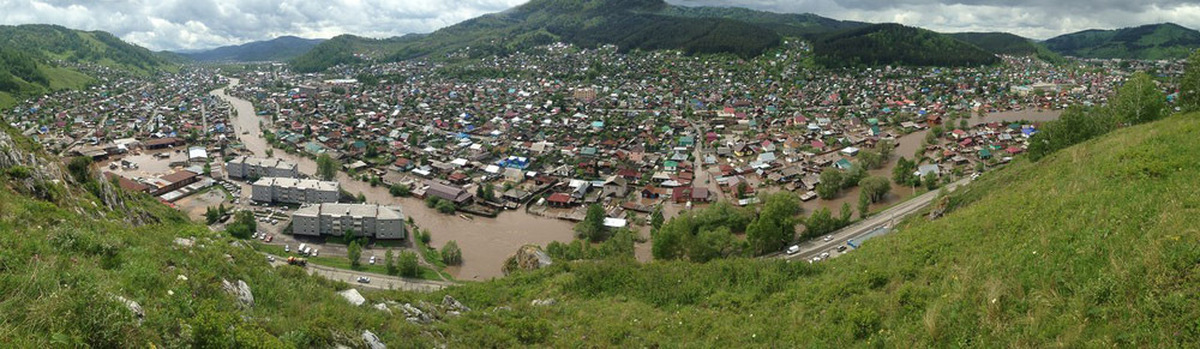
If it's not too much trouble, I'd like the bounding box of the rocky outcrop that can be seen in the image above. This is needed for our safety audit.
[531,298,557,307]
[401,303,432,324]
[502,244,553,275]
[442,295,470,313]
[221,279,254,308]
[362,330,386,349]
[113,295,144,325]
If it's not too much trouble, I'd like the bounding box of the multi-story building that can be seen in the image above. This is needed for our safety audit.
[251,177,339,204]
[226,156,299,179]
[292,203,406,240]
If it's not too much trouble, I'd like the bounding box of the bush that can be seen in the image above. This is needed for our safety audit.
[398,251,419,277]
[389,184,411,197]
[441,240,463,265]
[435,200,456,214]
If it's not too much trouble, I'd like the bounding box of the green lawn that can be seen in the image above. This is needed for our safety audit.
[251,241,443,280]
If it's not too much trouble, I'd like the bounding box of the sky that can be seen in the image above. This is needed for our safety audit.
[1,0,1198,51]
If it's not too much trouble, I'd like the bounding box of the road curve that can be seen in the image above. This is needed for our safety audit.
[778,177,972,262]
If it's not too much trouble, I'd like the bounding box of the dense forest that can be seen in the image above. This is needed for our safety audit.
[182,36,325,62]
[1044,23,1200,59]
[810,23,1000,68]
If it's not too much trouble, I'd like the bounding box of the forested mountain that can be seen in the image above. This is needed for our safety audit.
[950,32,1064,62]
[293,0,786,72]
[654,5,868,37]
[181,36,326,62]
[810,23,1000,67]
[1044,23,1200,59]
[0,24,168,108]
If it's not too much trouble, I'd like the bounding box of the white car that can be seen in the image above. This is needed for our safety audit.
[310,250,319,257]
[356,276,371,284]
[786,245,801,255]
[266,256,275,263]
[811,256,822,263]
[284,245,290,252]
[369,256,376,265]
[823,235,833,242]
[820,252,831,259]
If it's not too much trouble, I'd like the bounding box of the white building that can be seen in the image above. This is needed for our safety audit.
[292,203,406,240]
[227,156,299,179]
[251,177,340,204]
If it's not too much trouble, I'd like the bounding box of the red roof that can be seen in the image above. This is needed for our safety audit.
[161,170,197,184]
[547,193,572,203]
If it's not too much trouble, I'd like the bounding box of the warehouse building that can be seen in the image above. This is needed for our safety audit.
[227,156,299,179]
[292,203,406,240]
[251,177,340,204]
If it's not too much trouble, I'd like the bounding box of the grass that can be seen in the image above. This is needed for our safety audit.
[2,112,1199,347]
[378,112,1200,347]
[43,66,94,91]
[0,91,14,110]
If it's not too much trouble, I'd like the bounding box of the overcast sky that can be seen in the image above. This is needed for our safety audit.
[1,0,1198,51]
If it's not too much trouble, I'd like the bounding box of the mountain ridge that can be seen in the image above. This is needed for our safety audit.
[1044,22,1200,59]
[179,36,326,62]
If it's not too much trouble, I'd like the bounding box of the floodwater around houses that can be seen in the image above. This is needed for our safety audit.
[214,79,577,280]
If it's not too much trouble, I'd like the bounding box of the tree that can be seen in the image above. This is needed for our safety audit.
[389,184,411,197]
[575,204,607,242]
[817,168,844,199]
[689,227,736,262]
[877,139,894,160]
[839,202,853,226]
[803,207,837,239]
[1111,72,1166,125]
[1181,50,1200,113]
[398,251,419,277]
[202,163,212,176]
[441,240,463,265]
[650,206,664,231]
[67,156,93,184]
[347,241,363,268]
[857,149,883,169]
[205,206,220,225]
[265,148,274,158]
[858,190,871,219]
[893,157,918,187]
[225,210,255,239]
[859,176,892,203]
[384,249,397,275]
[316,153,338,181]
[746,192,800,254]
[435,200,456,214]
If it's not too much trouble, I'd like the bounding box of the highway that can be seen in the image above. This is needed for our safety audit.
[779,177,972,262]
[266,254,455,292]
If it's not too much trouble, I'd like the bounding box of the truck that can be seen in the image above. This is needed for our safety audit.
[286,256,307,266]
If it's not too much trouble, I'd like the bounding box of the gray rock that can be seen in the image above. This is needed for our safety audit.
[114,295,144,325]
[442,295,470,312]
[338,289,365,306]
[531,298,557,307]
[372,303,392,314]
[221,279,254,308]
[401,303,433,324]
[173,237,195,247]
[362,330,386,349]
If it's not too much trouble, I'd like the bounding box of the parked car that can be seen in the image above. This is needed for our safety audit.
[369,256,376,265]
[837,245,848,253]
[786,245,801,255]
[284,245,290,252]
[820,252,831,259]
[823,235,833,242]
[356,276,371,284]
[266,256,275,263]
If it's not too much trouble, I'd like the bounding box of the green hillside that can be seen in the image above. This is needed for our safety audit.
[655,5,868,37]
[0,24,171,108]
[810,23,1001,67]
[293,0,784,72]
[1045,23,1200,59]
[4,93,1200,347]
[950,32,1065,62]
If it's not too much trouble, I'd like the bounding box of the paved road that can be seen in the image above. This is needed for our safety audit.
[266,254,454,292]
[778,177,972,262]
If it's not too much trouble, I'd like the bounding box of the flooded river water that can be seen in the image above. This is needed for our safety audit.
[212,79,576,280]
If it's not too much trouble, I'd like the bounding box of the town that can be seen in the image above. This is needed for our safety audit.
[2,42,1188,280]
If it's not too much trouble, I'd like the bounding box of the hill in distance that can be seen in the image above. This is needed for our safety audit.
[0,24,169,108]
[1045,23,1200,59]
[181,36,326,62]
[295,0,866,72]
[810,23,1000,67]
[3,98,1200,346]
[950,32,1065,62]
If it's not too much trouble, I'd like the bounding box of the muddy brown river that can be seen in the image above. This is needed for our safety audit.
[212,79,576,280]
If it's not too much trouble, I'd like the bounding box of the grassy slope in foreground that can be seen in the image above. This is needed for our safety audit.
[400,113,1200,347]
